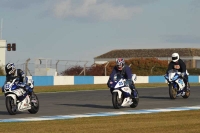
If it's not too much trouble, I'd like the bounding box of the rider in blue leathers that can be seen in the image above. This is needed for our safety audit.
[107,58,136,96]
[2,63,33,97]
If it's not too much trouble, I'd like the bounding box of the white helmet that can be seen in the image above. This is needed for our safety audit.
[172,53,179,62]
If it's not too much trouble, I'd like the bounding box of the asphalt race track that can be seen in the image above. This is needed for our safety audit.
[0,86,199,119]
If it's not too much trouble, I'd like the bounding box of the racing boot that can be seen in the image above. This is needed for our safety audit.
[183,81,189,92]
[130,83,136,98]
[29,91,37,103]
[130,90,134,98]
[185,82,190,91]
[26,86,35,102]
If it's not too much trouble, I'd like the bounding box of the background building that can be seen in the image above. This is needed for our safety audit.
[94,48,200,68]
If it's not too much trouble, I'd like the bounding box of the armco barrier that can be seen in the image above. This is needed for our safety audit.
[188,76,199,83]
[149,76,166,83]
[0,76,199,86]
[32,76,54,86]
[94,76,109,84]
[136,76,149,83]
[54,76,74,85]
[0,76,6,87]
[74,76,94,85]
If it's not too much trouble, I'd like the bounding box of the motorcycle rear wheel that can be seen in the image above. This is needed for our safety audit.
[112,92,122,109]
[182,83,190,99]
[28,93,39,114]
[5,96,17,115]
[130,89,139,108]
[169,84,177,99]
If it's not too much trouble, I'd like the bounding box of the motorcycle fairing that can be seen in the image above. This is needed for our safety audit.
[175,78,185,90]
[114,79,125,88]
[121,97,133,107]
[17,95,31,111]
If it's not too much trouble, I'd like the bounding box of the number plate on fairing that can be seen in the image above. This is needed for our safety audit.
[176,79,185,90]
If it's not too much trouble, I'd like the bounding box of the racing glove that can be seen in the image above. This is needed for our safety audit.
[180,73,185,78]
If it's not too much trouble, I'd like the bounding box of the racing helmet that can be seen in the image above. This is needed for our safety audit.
[5,63,16,75]
[171,53,179,62]
[116,58,125,70]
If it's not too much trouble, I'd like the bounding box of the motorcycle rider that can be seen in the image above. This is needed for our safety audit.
[107,58,136,97]
[3,63,34,98]
[166,53,189,90]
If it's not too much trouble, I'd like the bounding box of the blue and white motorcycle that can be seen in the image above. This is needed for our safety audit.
[109,74,139,109]
[164,69,190,99]
[2,77,39,115]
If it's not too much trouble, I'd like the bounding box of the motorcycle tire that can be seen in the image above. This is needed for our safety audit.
[112,92,122,109]
[130,89,139,108]
[28,93,39,114]
[5,96,17,115]
[182,83,190,99]
[169,84,177,99]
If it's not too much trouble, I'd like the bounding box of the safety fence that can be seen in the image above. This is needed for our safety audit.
[0,75,199,86]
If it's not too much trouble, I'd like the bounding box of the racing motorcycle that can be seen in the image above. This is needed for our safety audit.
[110,73,139,109]
[164,69,190,99]
[2,77,39,115]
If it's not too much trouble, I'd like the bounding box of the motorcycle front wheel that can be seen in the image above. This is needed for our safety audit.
[5,96,17,115]
[112,92,123,109]
[169,84,177,99]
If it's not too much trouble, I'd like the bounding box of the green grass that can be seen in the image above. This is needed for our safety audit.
[0,110,200,133]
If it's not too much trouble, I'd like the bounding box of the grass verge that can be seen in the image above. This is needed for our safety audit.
[0,110,200,133]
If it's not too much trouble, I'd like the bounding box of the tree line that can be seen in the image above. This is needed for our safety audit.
[61,58,200,76]
[0,58,199,76]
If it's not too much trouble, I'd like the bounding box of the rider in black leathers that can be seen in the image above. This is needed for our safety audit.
[2,63,34,97]
[166,53,189,90]
[107,58,136,96]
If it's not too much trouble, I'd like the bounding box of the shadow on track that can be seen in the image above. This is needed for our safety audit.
[0,111,28,116]
[56,103,113,109]
[0,111,9,115]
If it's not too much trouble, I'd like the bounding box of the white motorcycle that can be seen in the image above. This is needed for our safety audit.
[109,74,139,109]
[164,69,190,99]
[2,77,39,115]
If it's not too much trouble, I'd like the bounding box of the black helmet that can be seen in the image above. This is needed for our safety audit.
[5,63,16,75]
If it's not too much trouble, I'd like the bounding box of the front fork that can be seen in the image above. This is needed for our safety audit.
[172,83,178,91]
[113,90,122,98]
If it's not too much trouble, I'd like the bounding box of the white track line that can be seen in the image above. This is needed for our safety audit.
[1,105,200,123]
